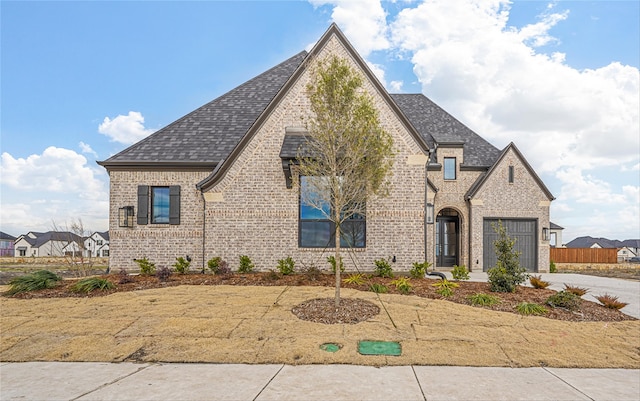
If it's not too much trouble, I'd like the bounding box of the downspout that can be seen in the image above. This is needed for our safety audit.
[201,190,206,273]
[424,147,435,264]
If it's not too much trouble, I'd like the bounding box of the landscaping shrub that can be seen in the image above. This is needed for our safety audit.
[216,260,231,275]
[277,257,295,275]
[300,263,321,281]
[451,264,469,281]
[369,283,388,293]
[136,257,156,275]
[410,261,430,279]
[207,257,222,273]
[390,277,412,294]
[546,290,580,310]
[156,266,172,282]
[373,258,393,278]
[70,277,115,293]
[549,261,557,273]
[238,255,254,273]
[487,221,528,293]
[118,269,132,284]
[327,255,344,273]
[564,284,589,296]
[432,279,459,297]
[6,270,61,295]
[516,302,547,315]
[173,257,191,274]
[595,294,628,310]
[467,293,500,307]
[529,275,551,289]
[343,273,366,285]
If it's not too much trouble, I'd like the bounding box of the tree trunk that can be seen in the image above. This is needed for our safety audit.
[334,220,341,308]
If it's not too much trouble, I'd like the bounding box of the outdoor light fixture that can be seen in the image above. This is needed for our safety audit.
[426,203,435,224]
[119,206,135,228]
[542,227,550,241]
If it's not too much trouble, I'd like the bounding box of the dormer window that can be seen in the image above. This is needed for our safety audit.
[444,157,456,180]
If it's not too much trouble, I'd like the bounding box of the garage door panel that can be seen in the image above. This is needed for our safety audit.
[483,219,537,272]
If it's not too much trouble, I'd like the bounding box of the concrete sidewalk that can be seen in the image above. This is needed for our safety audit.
[1,362,639,401]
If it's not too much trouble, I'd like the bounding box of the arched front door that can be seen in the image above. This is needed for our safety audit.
[436,208,459,267]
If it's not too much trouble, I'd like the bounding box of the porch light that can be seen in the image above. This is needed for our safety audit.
[426,203,435,224]
[542,227,550,241]
[119,206,135,228]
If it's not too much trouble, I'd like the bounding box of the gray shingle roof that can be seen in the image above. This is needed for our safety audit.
[99,51,308,168]
[391,94,501,167]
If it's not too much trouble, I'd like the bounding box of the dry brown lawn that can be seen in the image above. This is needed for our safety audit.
[2,284,639,368]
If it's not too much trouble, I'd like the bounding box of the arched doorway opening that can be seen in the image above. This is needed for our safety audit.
[436,208,459,267]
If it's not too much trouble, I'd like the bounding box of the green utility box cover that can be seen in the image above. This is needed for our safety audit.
[320,343,341,353]
[358,341,401,356]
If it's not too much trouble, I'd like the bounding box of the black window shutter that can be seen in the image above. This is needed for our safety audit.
[169,185,181,225]
[137,185,149,225]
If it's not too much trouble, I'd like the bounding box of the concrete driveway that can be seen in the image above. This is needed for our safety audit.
[465,272,640,319]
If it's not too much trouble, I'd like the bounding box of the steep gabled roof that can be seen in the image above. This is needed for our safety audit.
[0,231,16,241]
[566,236,622,248]
[16,231,83,248]
[99,52,308,169]
[550,222,564,230]
[391,94,501,168]
[465,142,554,201]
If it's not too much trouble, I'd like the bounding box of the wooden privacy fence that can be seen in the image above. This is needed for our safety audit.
[550,248,618,264]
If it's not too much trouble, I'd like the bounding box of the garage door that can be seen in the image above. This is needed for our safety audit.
[483,219,537,272]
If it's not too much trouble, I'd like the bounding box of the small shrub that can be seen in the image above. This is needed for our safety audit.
[595,294,628,310]
[516,302,547,316]
[300,263,321,281]
[432,279,459,297]
[238,255,254,273]
[343,273,366,285]
[173,257,191,274]
[156,266,172,282]
[467,293,500,307]
[546,290,580,310]
[451,265,469,281]
[118,269,132,284]
[6,270,61,295]
[136,257,156,275]
[327,255,344,273]
[216,260,231,275]
[410,261,430,279]
[390,277,412,294]
[373,258,394,278]
[277,257,295,275]
[207,257,222,273]
[70,277,115,293]
[265,269,281,281]
[549,261,557,273]
[529,275,551,289]
[369,283,388,293]
[564,284,589,296]
[487,221,529,292]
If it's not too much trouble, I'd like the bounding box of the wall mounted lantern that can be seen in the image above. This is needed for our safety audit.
[119,206,135,228]
[426,203,435,224]
[542,227,550,241]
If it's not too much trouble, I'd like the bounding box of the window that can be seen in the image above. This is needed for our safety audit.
[96,240,103,246]
[102,250,109,257]
[299,176,365,248]
[137,185,181,225]
[444,157,456,180]
[508,166,514,183]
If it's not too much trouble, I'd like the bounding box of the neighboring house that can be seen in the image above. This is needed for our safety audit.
[84,231,110,257]
[14,231,83,257]
[0,232,16,257]
[565,236,640,262]
[98,24,554,273]
[549,222,564,248]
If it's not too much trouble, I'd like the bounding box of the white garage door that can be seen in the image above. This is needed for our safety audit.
[483,219,537,272]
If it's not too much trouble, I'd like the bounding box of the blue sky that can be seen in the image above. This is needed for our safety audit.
[1,0,639,243]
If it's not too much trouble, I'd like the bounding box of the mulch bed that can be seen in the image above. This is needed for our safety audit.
[4,271,635,323]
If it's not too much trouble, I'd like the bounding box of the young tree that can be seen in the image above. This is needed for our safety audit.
[297,55,394,307]
[487,220,529,292]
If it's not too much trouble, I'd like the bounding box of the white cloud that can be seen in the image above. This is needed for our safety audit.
[309,0,389,56]
[389,80,404,92]
[0,147,109,235]
[79,141,98,158]
[98,111,155,145]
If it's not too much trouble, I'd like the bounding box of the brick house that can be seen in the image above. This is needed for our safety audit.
[98,24,554,273]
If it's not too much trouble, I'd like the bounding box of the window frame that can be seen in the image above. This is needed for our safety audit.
[151,186,171,224]
[443,157,457,180]
[298,176,366,249]
[137,185,181,225]
[508,166,514,184]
